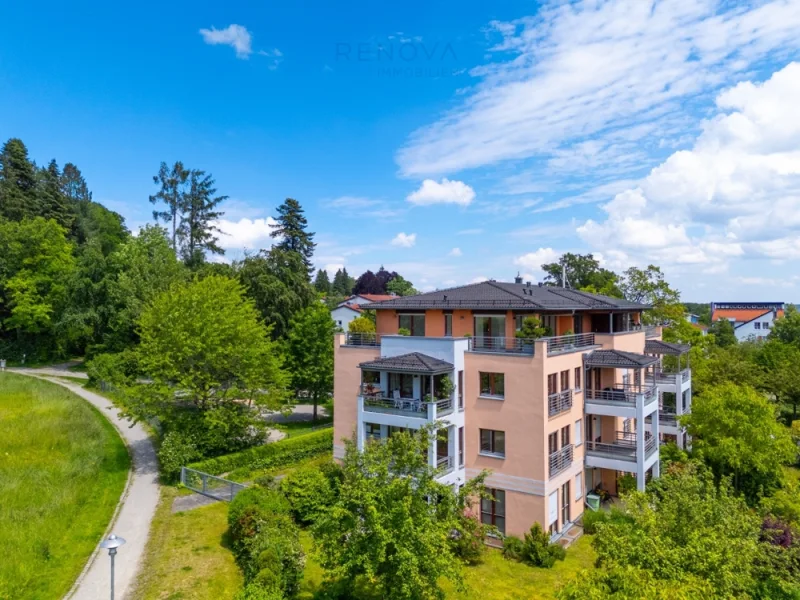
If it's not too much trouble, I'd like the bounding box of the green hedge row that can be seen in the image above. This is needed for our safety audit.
[188,428,333,476]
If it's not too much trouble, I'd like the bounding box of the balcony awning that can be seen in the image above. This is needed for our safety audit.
[584,349,659,369]
[644,339,691,355]
[359,352,454,374]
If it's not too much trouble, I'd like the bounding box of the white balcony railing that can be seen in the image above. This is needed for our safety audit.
[468,336,536,355]
[549,444,574,478]
[436,455,455,474]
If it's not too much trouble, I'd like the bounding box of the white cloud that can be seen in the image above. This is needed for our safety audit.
[200,24,254,59]
[324,263,344,274]
[215,217,277,250]
[448,247,462,257]
[391,232,417,248]
[396,0,800,177]
[406,178,476,206]
[470,276,488,284]
[577,62,800,271]
[513,248,560,279]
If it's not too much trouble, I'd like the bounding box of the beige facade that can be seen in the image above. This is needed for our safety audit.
[334,284,688,540]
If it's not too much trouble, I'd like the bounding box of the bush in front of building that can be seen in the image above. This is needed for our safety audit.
[280,466,336,525]
[513,523,568,568]
[582,508,609,534]
[502,535,525,561]
[449,511,487,564]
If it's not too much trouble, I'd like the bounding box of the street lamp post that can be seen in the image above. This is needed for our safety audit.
[99,534,126,600]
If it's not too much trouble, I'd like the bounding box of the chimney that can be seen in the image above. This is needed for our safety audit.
[538,282,543,287]
[514,272,523,284]
[526,281,531,288]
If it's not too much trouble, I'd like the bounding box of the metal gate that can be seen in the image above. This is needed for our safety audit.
[180,467,248,501]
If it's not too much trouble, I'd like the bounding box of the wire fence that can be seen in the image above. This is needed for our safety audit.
[181,467,249,502]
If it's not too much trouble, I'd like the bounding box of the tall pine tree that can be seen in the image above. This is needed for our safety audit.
[60,163,92,203]
[38,160,75,231]
[314,269,331,294]
[149,161,189,250]
[0,138,39,221]
[179,169,226,268]
[270,198,316,276]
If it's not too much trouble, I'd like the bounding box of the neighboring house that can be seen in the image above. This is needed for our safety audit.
[330,294,396,331]
[333,280,693,540]
[711,302,785,342]
[685,313,700,324]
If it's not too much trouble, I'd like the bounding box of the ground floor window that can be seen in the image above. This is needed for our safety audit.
[481,488,506,535]
[365,422,381,441]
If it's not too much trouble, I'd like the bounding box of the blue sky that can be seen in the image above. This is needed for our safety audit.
[3,0,800,302]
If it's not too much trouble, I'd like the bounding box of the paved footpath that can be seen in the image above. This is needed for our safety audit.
[10,371,160,600]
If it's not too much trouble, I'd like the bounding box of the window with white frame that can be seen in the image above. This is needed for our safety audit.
[575,473,583,500]
[575,419,582,446]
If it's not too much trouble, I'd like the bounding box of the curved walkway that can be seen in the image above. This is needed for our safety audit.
[10,371,160,600]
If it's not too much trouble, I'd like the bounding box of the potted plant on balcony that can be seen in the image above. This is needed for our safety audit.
[398,327,411,336]
[436,375,455,401]
[515,317,547,353]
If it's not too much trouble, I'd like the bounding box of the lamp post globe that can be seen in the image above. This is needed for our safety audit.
[99,534,126,600]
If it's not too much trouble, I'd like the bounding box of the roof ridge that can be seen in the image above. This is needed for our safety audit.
[485,280,545,309]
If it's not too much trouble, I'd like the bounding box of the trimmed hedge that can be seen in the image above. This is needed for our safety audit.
[188,428,333,476]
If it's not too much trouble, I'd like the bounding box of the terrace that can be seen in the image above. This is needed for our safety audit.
[585,432,658,462]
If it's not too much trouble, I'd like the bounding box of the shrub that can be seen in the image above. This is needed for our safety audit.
[189,429,333,476]
[228,487,291,542]
[397,327,411,336]
[502,535,524,561]
[449,512,486,564]
[520,523,566,568]
[158,431,202,481]
[348,316,375,333]
[280,466,334,525]
[234,583,284,600]
[617,473,637,496]
[86,349,140,386]
[254,474,277,489]
[318,460,344,495]
[582,509,608,535]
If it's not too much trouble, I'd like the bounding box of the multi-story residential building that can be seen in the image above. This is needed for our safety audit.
[333,280,692,540]
[711,301,785,342]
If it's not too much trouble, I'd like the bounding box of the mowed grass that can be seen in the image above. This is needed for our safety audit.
[130,487,243,600]
[0,372,130,600]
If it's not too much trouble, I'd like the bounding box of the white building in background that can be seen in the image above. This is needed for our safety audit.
[330,294,396,331]
[711,302,785,342]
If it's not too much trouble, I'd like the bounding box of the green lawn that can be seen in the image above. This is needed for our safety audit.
[272,418,333,439]
[130,487,243,600]
[0,372,130,600]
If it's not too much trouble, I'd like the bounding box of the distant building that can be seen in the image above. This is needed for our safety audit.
[710,302,785,342]
[330,294,396,330]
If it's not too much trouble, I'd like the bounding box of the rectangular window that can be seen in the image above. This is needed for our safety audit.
[481,488,506,535]
[458,426,464,467]
[542,315,557,336]
[444,313,453,336]
[398,314,425,336]
[362,370,380,385]
[474,315,506,339]
[458,370,464,409]
[575,473,583,500]
[754,322,761,330]
[548,431,558,455]
[575,419,582,446]
[365,423,381,441]
[561,424,570,447]
[561,481,571,525]
[548,490,558,533]
[547,373,558,396]
[634,369,641,387]
[764,322,770,329]
[623,418,632,433]
[479,372,505,398]
[574,367,581,390]
[560,370,570,392]
[480,429,505,457]
[387,426,407,437]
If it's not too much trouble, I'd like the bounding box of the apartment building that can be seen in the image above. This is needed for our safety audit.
[332,280,692,539]
[711,301,785,342]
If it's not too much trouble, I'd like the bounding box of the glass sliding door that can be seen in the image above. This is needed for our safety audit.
[474,315,506,350]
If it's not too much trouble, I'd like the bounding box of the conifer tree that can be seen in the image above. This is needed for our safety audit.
[270,198,316,276]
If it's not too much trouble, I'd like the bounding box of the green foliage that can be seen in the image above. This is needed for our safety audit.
[616,473,637,496]
[397,327,411,336]
[770,305,800,348]
[236,248,316,339]
[710,318,737,347]
[582,509,608,535]
[541,253,622,297]
[314,427,489,599]
[280,466,335,525]
[188,429,333,476]
[659,441,689,470]
[757,339,800,422]
[385,274,418,296]
[515,316,547,339]
[136,275,288,447]
[619,265,683,325]
[436,374,455,400]
[331,267,355,296]
[314,269,331,294]
[683,383,797,502]
[502,535,524,561]
[348,316,375,333]
[149,161,189,250]
[179,169,226,267]
[284,303,334,419]
[158,431,202,481]
[514,523,566,568]
[557,564,713,599]
[270,198,316,275]
[228,487,304,597]
[0,138,38,222]
[234,583,284,600]
[449,512,488,564]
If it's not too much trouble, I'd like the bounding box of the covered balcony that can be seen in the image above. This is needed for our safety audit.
[583,350,660,418]
[644,339,692,393]
[357,352,455,421]
[585,431,657,462]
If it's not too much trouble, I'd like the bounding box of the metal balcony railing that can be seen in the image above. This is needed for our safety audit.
[344,332,381,346]
[361,394,454,418]
[436,455,455,474]
[549,444,574,478]
[548,389,573,417]
[659,411,678,426]
[545,333,596,355]
[645,326,660,338]
[469,336,536,355]
[646,368,691,385]
[585,432,656,461]
[585,384,657,406]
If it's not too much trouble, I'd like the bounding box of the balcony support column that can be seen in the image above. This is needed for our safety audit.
[651,410,660,479]
[357,396,366,451]
[636,398,646,491]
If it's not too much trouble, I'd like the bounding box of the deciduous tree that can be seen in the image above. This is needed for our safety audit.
[620,265,683,325]
[541,252,621,296]
[710,318,737,347]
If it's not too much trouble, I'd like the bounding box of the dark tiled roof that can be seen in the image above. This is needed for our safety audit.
[645,339,690,355]
[361,280,649,312]
[584,349,659,369]
[359,352,454,374]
